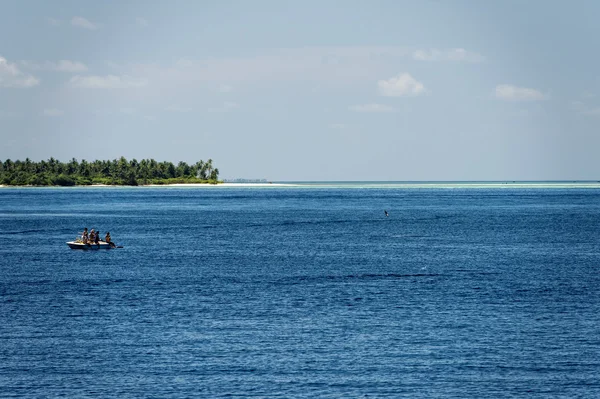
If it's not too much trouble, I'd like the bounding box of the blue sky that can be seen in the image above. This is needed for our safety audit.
[1,0,599,181]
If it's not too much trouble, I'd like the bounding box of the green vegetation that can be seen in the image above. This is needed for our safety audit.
[0,157,220,186]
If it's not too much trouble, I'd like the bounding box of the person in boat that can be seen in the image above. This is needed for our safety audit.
[105,232,116,248]
[94,231,100,245]
[89,229,96,244]
[82,228,89,244]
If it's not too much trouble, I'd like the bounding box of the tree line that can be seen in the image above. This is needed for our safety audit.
[0,157,220,186]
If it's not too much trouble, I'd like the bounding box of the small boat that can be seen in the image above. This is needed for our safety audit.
[67,240,116,250]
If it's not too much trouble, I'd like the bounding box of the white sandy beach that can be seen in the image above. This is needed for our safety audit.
[0,183,294,188]
[144,182,296,187]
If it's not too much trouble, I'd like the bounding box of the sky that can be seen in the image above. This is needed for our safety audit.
[1,0,599,181]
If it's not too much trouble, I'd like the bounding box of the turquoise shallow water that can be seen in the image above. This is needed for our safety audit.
[1,187,600,398]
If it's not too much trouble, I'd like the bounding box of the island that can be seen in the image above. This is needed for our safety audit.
[0,157,220,186]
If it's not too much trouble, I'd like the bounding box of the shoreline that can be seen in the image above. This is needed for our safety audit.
[144,182,295,187]
[0,182,297,188]
[2,181,600,189]
[0,182,295,188]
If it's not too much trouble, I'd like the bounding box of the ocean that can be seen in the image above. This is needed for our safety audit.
[1,184,599,398]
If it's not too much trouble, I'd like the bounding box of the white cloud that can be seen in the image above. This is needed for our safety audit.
[69,74,147,89]
[165,104,192,112]
[22,60,87,72]
[349,103,395,113]
[495,84,545,101]
[43,108,64,117]
[413,48,485,62]
[135,17,149,27]
[208,101,238,113]
[378,73,425,97]
[0,56,40,88]
[71,16,98,30]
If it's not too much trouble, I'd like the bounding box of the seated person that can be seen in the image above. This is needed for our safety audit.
[82,228,89,244]
[105,232,115,248]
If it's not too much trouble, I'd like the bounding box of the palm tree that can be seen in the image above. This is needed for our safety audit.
[117,157,129,180]
[67,158,78,175]
[3,159,13,172]
[138,159,150,183]
[205,159,213,180]
[37,160,48,173]
[176,161,190,177]
[48,157,57,174]
[194,160,209,179]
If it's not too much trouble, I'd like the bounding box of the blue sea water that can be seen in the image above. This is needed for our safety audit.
[1,185,599,398]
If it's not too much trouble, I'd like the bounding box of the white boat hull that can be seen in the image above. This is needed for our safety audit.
[67,241,114,250]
